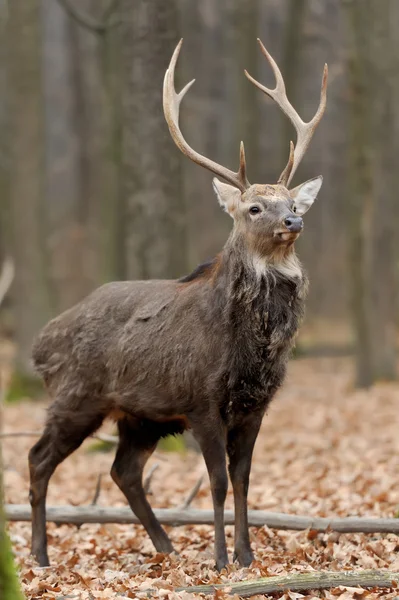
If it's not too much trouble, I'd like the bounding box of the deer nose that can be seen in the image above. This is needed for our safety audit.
[284,216,303,233]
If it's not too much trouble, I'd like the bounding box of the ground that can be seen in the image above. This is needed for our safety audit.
[3,357,399,599]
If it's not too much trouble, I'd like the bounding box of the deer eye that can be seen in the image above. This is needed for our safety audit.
[249,206,261,215]
[292,205,297,213]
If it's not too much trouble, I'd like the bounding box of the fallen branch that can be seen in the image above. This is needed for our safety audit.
[92,432,118,445]
[91,474,103,506]
[0,431,42,438]
[0,430,118,444]
[143,463,159,495]
[179,475,204,509]
[1,430,169,461]
[176,570,399,597]
[5,504,399,533]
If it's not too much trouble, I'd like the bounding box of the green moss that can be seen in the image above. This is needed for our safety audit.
[157,434,186,453]
[0,530,24,600]
[5,371,44,403]
[1,432,24,599]
[86,434,187,454]
[86,439,115,453]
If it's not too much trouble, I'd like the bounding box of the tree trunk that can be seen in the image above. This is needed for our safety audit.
[7,0,53,375]
[343,0,397,386]
[280,0,308,169]
[121,0,188,280]
[367,1,398,380]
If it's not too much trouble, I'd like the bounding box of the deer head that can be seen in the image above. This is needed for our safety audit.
[163,39,327,260]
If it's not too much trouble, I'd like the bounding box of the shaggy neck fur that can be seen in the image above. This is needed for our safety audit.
[212,231,308,423]
[222,229,303,283]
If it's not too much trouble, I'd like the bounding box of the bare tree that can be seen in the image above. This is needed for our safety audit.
[7,0,53,376]
[342,0,397,386]
[121,0,188,280]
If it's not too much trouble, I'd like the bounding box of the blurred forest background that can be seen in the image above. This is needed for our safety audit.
[0,0,399,391]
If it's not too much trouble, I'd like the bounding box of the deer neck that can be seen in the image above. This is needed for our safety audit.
[220,231,304,286]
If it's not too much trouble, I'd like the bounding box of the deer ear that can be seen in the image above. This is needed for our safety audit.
[212,178,241,218]
[290,176,323,216]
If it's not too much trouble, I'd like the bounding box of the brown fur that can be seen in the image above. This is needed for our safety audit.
[28,195,308,571]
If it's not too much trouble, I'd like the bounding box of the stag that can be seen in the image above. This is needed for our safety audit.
[29,39,327,570]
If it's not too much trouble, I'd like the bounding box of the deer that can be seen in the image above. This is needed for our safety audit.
[29,39,327,571]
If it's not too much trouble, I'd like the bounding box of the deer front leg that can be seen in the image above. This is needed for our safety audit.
[192,421,229,571]
[227,414,262,567]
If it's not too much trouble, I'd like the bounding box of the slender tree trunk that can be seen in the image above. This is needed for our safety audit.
[343,0,397,386]
[8,0,53,375]
[344,0,374,387]
[368,1,398,380]
[121,0,187,280]
[42,0,86,312]
[0,1,8,263]
[229,0,260,181]
[100,14,126,281]
[280,0,308,169]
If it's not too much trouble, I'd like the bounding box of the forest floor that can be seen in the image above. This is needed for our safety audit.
[3,357,399,600]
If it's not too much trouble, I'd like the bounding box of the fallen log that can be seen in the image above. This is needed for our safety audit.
[177,569,399,597]
[5,504,399,533]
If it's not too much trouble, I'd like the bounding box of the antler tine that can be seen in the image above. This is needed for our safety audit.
[277,141,295,186]
[238,141,249,188]
[163,40,250,192]
[245,38,328,187]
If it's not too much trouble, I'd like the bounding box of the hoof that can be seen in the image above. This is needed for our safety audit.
[215,556,229,572]
[233,548,254,567]
[33,552,50,567]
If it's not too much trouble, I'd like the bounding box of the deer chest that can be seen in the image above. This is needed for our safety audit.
[223,275,305,421]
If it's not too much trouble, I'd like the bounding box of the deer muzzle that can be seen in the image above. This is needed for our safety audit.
[284,216,303,233]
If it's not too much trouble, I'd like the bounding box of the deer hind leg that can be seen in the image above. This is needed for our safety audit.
[110,417,174,554]
[28,400,105,566]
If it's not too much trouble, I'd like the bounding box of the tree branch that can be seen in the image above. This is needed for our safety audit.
[55,0,121,35]
[90,474,102,506]
[5,504,399,534]
[177,570,399,597]
[0,431,42,439]
[1,430,170,461]
[0,430,118,444]
[179,475,204,509]
[143,463,159,495]
[0,258,15,307]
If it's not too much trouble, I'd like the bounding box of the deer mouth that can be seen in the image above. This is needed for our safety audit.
[275,231,300,242]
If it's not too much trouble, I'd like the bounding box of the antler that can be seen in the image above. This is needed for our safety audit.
[163,39,250,192]
[245,39,328,187]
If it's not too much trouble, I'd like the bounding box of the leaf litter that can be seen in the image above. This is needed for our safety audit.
[3,357,399,599]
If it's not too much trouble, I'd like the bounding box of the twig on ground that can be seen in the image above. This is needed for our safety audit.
[0,431,42,438]
[176,569,399,597]
[179,475,204,509]
[6,504,399,534]
[0,430,119,444]
[1,430,169,461]
[143,463,159,495]
[91,474,103,506]
[92,432,119,445]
